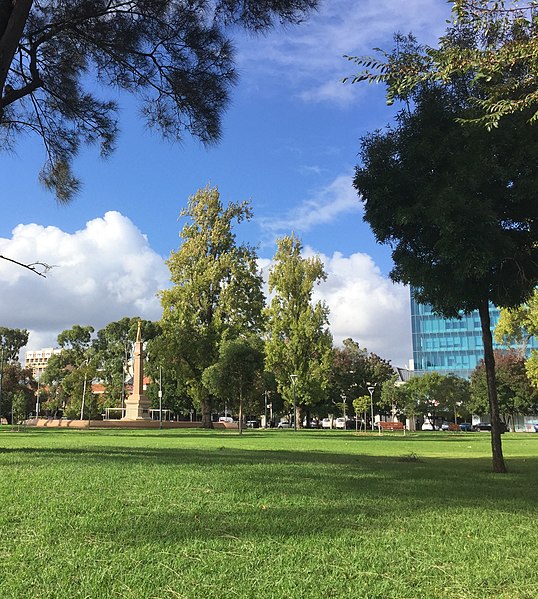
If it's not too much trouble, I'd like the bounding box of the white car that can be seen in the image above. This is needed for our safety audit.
[321,418,333,429]
[335,417,347,429]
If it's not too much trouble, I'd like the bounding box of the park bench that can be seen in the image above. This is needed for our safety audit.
[377,421,405,434]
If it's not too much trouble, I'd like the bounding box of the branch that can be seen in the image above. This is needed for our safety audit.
[0,254,57,277]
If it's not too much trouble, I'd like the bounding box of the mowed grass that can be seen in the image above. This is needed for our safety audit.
[0,428,537,599]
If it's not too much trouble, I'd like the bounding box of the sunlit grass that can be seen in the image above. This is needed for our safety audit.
[0,428,537,598]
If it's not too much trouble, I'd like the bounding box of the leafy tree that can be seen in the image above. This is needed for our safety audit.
[352,395,370,431]
[203,336,265,434]
[159,185,265,428]
[345,3,538,128]
[354,35,538,471]
[0,362,35,423]
[442,374,471,424]
[470,350,538,430]
[495,289,538,355]
[328,338,393,419]
[41,324,97,418]
[0,0,317,201]
[265,234,333,427]
[397,373,469,426]
[11,390,27,428]
[0,326,29,362]
[57,324,94,355]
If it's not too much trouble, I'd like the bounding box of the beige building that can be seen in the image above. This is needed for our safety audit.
[25,347,61,379]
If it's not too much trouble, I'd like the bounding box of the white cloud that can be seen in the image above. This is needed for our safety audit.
[1,214,411,368]
[0,212,169,350]
[313,250,412,367]
[237,0,451,105]
[259,172,359,236]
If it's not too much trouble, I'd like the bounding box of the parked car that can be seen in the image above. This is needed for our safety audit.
[218,416,233,423]
[474,422,507,433]
[335,417,347,429]
[246,420,259,428]
[421,421,437,431]
[321,417,332,429]
[458,422,474,432]
[277,420,290,428]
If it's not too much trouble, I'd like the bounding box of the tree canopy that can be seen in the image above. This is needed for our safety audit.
[353,33,538,472]
[159,185,265,427]
[0,0,317,201]
[345,2,538,128]
[264,234,333,425]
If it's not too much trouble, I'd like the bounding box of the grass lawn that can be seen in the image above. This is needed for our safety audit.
[0,428,537,599]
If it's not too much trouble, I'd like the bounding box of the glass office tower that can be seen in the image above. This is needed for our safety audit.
[410,293,536,378]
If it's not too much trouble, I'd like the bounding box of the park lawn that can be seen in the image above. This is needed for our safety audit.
[0,429,536,599]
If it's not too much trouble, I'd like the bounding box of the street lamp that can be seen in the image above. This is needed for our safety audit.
[158,365,163,430]
[367,383,376,431]
[290,374,298,431]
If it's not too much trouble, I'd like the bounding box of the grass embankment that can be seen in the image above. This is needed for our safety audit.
[0,428,537,598]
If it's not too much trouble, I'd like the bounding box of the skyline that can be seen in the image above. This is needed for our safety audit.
[0,0,452,367]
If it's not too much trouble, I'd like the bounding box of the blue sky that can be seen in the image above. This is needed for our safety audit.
[0,0,452,367]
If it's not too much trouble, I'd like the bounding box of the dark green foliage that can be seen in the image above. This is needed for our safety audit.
[0,0,317,201]
[328,338,393,417]
[0,326,29,362]
[353,31,538,472]
[160,186,265,427]
[355,84,538,316]
[470,349,538,426]
[203,336,265,432]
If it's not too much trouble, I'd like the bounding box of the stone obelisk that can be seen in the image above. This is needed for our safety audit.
[123,321,151,420]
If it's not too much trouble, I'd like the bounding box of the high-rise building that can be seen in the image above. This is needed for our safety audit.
[24,347,61,379]
[410,294,537,379]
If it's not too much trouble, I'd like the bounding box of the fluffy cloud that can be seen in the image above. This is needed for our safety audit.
[312,250,412,367]
[1,213,411,367]
[0,212,169,350]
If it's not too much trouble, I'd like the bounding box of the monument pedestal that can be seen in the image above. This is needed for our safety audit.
[123,394,151,420]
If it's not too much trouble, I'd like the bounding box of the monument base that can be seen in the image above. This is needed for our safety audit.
[122,394,151,421]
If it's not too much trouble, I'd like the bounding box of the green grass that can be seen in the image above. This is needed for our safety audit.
[0,428,537,598]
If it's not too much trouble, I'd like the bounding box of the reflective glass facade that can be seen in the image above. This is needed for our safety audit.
[410,293,538,378]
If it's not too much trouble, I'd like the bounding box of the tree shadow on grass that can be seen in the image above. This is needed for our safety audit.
[1,438,537,552]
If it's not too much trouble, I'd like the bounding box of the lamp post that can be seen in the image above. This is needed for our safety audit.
[290,374,298,431]
[367,384,376,431]
[158,365,163,430]
[0,343,4,423]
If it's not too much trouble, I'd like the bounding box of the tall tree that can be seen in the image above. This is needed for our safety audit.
[159,185,265,428]
[0,0,317,201]
[354,33,538,472]
[265,234,333,427]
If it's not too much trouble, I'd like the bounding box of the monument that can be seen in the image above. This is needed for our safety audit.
[122,321,151,420]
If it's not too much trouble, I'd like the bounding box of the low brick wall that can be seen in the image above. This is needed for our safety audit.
[26,418,223,430]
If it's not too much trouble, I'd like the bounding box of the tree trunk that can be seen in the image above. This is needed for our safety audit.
[478,299,507,473]
[238,387,243,435]
[0,0,33,98]
[200,397,213,429]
